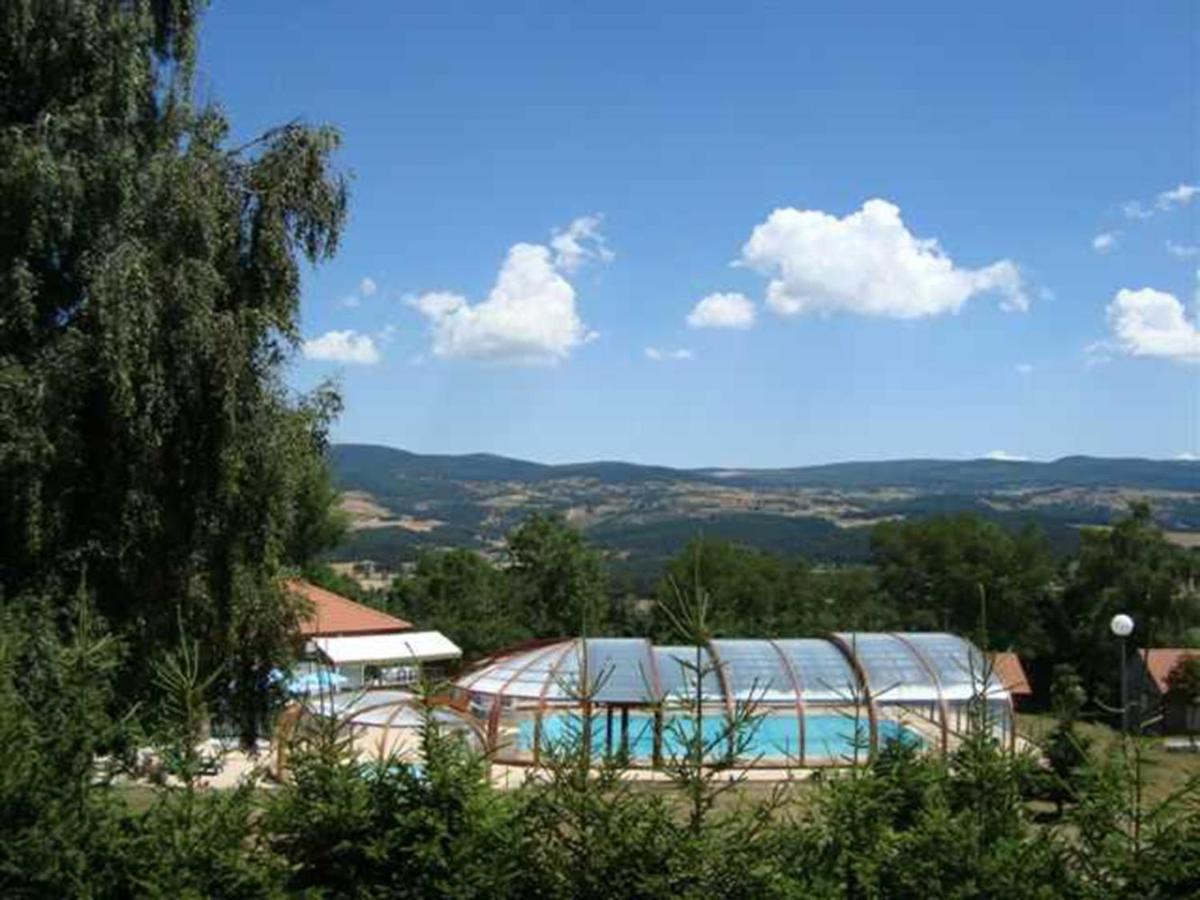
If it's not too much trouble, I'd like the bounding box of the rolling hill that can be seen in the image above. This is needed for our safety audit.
[327,444,1200,580]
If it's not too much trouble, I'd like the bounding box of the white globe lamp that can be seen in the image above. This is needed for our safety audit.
[1110,613,1134,638]
[1110,613,1135,734]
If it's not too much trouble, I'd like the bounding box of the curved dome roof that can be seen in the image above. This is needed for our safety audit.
[456,632,1005,707]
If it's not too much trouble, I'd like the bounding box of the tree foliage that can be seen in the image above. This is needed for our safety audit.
[387,514,607,656]
[1049,503,1199,702]
[0,0,348,735]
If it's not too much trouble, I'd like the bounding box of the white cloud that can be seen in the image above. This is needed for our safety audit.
[1122,200,1153,220]
[1122,183,1198,220]
[550,214,614,273]
[339,294,360,308]
[359,277,378,297]
[686,292,756,329]
[1092,232,1119,254]
[739,199,1028,318]
[1015,363,1033,375]
[1177,452,1199,462]
[1166,241,1199,258]
[410,220,608,364]
[645,346,694,361]
[984,450,1030,462]
[1156,183,1199,212]
[1104,287,1200,364]
[302,330,381,365]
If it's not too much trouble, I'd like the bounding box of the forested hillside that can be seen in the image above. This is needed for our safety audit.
[328,443,1200,577]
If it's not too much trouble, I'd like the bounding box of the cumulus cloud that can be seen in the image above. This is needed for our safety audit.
[410,219,609,364]
[1166,241,1199,258]
[686,292,756,329]
[984,450,1030,462]
[302,330,381,365]
[1157,183,1199,211]
[739,199,1028,318]
[1177,452,1199,462]
[550,215,614,273]
[645,346,694,361]
[1103,287,1200,364]
[1092,232,1119,254]
[359,277,378,297]
[1122,183,1198,220]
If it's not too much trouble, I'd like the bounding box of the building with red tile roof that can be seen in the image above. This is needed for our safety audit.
[285,579,460,691]
[1129,648,1200,733]
[288,579,413,637]
[1136,648,1200,695]
[989,651,1032,698]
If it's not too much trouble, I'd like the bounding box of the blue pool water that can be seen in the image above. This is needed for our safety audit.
[517,711,918,763]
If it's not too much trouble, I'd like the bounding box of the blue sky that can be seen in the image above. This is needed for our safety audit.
[200,1,1198,467]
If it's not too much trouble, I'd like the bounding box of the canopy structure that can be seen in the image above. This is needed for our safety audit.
[454,633,1012,768]
[312,632,462,666]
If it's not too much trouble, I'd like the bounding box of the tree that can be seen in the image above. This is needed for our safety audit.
[389,548,529,659]
[505,513,608,638]
[654,536,803,637]
[871,515,1055,654]
[1036,665,1093,817]
[1052,503,1200,701]
[0,1,347,737]
[1167,657,1200,739]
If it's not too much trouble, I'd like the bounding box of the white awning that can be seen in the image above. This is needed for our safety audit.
[312,631,462,665]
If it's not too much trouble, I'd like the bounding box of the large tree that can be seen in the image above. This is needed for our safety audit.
[870,515,1055,654]
[505,513,608,638]
[1051,503,1200,701]
[0,1,347,737]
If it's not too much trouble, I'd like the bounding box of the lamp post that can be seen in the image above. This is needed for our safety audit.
[1111,613,1135,734]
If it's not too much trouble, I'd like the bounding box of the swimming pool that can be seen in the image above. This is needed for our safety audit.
[516,710,919,764]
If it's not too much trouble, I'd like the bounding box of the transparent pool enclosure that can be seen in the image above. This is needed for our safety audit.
[452,633,1013,768]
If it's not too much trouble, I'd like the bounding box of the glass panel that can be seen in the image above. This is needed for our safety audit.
[586,638,657,703]
[774,638,860,703]
[655,646,724,704]
[901,633,1003,700]
[541,643,583,702]
[469,642,575,701]
[837,633,939,703]
[710,639,795,702]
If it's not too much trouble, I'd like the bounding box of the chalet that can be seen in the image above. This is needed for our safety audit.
[287,579,461,690]
[1128,648,1200,734]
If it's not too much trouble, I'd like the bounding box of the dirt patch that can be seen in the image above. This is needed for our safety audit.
[338,491,443,533]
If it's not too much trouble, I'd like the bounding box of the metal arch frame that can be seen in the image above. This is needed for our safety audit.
[531,640,581,765]
[360,700,489,763]
[643,642,666,766]
[826,634,879,759]
[704,639,739,723]
[455,636,569,695]
[485,641,571,757]
[766,639,808,767]
[378,701,416,761]
[890,633,951,756]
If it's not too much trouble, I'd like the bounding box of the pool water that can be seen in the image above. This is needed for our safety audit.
[517,711,919,764]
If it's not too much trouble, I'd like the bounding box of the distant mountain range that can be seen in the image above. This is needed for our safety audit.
[328,444,1199,580]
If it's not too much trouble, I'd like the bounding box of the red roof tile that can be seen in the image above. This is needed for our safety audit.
[1139,649,1200,694]
[989,651,1032,696]
[288,579,412,637]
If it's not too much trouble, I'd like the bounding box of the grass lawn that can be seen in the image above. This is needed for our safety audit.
[1017,712,1200,806]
